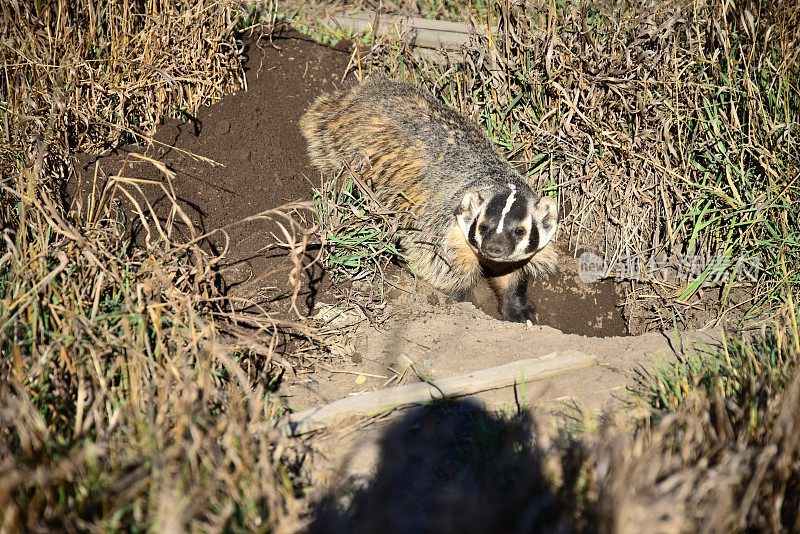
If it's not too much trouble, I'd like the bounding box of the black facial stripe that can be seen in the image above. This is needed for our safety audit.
[525,225,540,253]
[483,195,508,221]
[485,190,532,224]
[507,197,529,221]
[468,217,479,248]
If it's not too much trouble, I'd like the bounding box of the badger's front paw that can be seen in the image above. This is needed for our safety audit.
[447,288,474,304]
[500,297,537,324]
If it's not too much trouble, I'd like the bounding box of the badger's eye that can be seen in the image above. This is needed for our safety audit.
[478,223,490,234]
[513,227,526,237]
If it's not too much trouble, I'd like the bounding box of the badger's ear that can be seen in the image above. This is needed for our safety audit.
[455,190,484,239]
[534,196,558,249]
[456,190,483,217]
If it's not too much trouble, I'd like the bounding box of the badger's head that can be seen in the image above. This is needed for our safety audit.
[455,183,557,263]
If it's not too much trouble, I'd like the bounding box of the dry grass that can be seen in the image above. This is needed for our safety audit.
[312,169,406,294]
[276,0,487,27]
[587,315,800,532]
[0,1,312,530]
[1,1,246,158]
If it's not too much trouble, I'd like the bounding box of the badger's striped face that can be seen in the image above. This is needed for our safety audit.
[455,184,557,263]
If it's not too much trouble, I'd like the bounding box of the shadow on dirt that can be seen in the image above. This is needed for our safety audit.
[308,399,594,533]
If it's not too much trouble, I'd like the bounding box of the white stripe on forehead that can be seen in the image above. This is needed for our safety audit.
[496,183,517,234]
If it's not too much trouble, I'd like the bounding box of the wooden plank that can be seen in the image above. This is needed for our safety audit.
[326,10,477,51]
[332,10,472,33]
[276,350,597,436]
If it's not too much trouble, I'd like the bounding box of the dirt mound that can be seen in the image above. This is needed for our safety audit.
[280,267,719,413]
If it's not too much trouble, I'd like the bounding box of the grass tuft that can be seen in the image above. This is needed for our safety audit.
[312,169,406,297]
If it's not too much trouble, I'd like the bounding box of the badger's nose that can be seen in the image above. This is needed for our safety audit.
[484,243,505,258]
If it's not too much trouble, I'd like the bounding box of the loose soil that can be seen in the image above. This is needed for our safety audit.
[72,31,719,486]
[74,33,357,315]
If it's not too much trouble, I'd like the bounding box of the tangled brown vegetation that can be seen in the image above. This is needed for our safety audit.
[592,319,800,532]
[1,1,312,530]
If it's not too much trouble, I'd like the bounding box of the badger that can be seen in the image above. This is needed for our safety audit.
[299,75,558,323]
